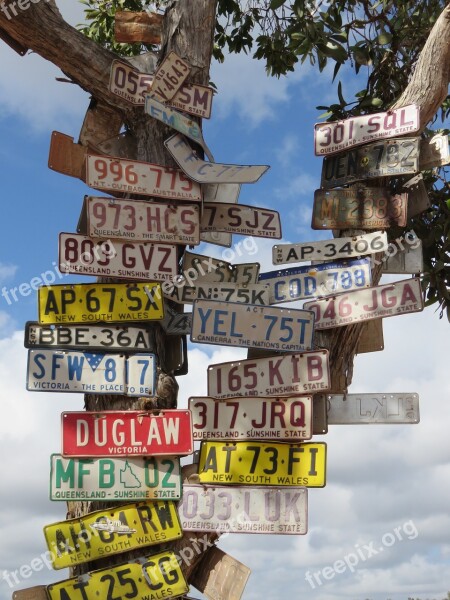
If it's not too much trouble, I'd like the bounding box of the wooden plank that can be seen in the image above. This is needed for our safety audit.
[48,131,86,180]
[13,587,47,600]
[115,11,163,44]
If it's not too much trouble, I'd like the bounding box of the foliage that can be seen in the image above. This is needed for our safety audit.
[78,0,450,317]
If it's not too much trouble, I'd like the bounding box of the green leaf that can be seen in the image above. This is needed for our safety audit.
[337,81,346,107]
[377,31,393,45]
[371,97,384,107]
[269,0,286,9]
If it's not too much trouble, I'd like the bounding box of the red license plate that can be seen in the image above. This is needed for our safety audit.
[61,410,193,457]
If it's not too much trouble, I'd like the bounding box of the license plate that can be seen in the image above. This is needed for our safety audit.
[85,197,200,245]
[183,251,260,284]
[312,188,407,229]
[191,548,250,600]
[201,202,281,238]
[304,277,424,329]
[62,410,193,457]
[160,305,192,336]
[357,319,384,354]
[12,587,46,600]
[189,396,312,441]
[201,182,241,246]
[179,485,308,534]
[313,394,328,435]
[50,455,181,501]
[86,154,202,201]
[165,282,270,305]
[24,322,155,352]
[406,179,430,218]
[59,233,178,281]
[44,501,183,569]
[47,551,188,600]
[325,393,420,424]
[419,133,450,169]
[314,105,419,156]
[273,232,388,264]
[38,282,164,324]
[146,96,213,161]
[381,239,424,273]
[321,137,419,189]
[47,551,187,600]
[198,441,326,487]
[258,258,371,304]
[165,133,270,183]
[27,351,156,396]
[191,300,315,352]
[110,59,213,117]
[151,51,190,100]
[208,350,330,398]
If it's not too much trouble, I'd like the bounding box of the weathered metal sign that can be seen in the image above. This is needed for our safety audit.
[59,233,178,281]
[189,396,313,441]
[27,350,156,396]
[44,501,182,569]
[179,485,308,534]
[146,96,214,161]
[406,180,431,218]
[381,238,424,274]
[151,51,190,101]
[312,188,408,229]
[183,251,260,284]
[320,137,419,189]
[258,258,371,304]
[304,277,424,329]
[12,588,47,600]
[85,196,200,245]
[191,547,251,600]
[191,300,315,352]
[86,153,202,201]
[114,11,163,43]
[50,454,182,501]
[110,60,213,117]
[24,322,155,353]
[207,350,330,398]
[165,133,270,183]
[97,131,138,159]
[48,551,187,600]
[198,441,326,487]
[48,131,86,180]
[314,104,419,155]
[38,282,164,325]
[357,319,384,354]
[160,305,193,336]
[201,182,241,246]
[165,282,270,305]
[273,231,388,265]
[201,202,282,238]
[313,394,328,435]
[79,101,122,149]
[62,410,193,458]
[419,133,450,169]
[325,393,420,424]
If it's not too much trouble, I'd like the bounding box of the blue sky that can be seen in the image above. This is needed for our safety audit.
[0,3,449,600]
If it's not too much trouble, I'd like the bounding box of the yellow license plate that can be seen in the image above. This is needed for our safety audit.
[44,501,182,569]
[38,283,163,325]
[47,551,189,600]
[198,441,326,487]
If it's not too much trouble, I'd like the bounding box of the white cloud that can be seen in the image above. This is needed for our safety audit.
[0,263,17,281]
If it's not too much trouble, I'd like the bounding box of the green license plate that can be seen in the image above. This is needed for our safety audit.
[198,441,326,487]
[38,283,163,325]
[46,551,188,600]
[44,501,182,569]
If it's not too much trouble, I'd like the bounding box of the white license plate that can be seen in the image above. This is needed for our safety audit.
[207,350,330,398]
[179,485,307,534]
[304,277,424,329]
[183,251,260,284]
[151,51,190,100]
[165,133,270,184]
[201,183,241,246]
[86,197,200,245]
[419,134,450,169]
[27,350,155,396]
[326,393,420,424]
[321,137,419,189]
[24,322,154,352]
[201,202,281,238]
[59,233,177,281]
[50,455,182,501]
[86,154,202,201]
[273,232,388,264]
[189,396,312,441]
[191,300,315,352]
[314,104,419,156]
[165,282,270,305]
[258,258,371,303]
